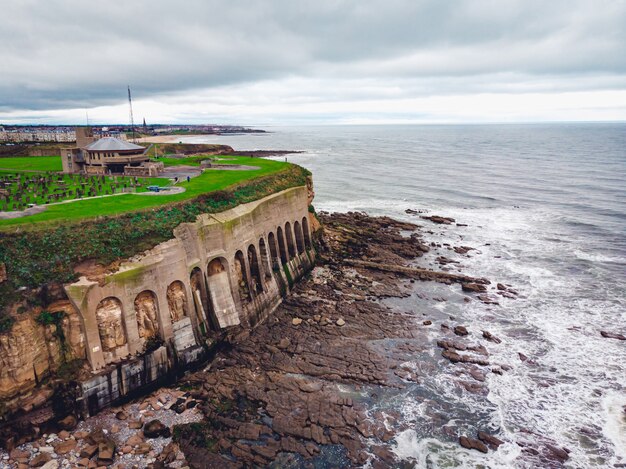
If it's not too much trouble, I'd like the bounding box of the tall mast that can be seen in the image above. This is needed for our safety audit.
[128,85,135,143]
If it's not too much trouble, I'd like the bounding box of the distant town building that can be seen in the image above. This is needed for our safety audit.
[61,127,162,176]
[0,128,75,143]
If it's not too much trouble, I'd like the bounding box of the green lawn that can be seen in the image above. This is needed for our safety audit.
[158,155,216,166]
[0,171,168,211]
[0,156,289,229]
[0,156,62,172]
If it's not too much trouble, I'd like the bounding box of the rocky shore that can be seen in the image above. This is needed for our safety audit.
[0,211,575,468]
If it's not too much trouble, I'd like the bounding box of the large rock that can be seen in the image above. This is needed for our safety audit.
[143,419,171,438]
[600,331,626,340]
[10,448,29,463]
[421,215,455,225]
[97,438,116,466]
[462,283,487,293]
[57,414,77,431]
[79,444,98,458]
[40,461,59,469]
[545,444,569,462]
[459,435,488,453]
[482,330,502,344]
[53,438,77,454]
[30,453,52,467]
[477,431,504,449]
[126,433,144,447]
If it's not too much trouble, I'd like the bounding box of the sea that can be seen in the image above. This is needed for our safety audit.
[175,124,626,468]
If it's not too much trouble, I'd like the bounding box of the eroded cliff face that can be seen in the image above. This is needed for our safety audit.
[0,300,86,401]
[306,175,322,233]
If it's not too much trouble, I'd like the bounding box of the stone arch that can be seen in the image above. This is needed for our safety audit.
[294,220,305,254]
[167,280,188,323]
[267,232,280,270]
[285,222,296,259]
[208,257,227,276]
[276,226,288,264]
[134,290,159,340]
[95,297,126,352]
[302,216,312,249]
[234,250,251,303]
[206,256,239,328]
[248,244,264,294]
[259,237,272,279]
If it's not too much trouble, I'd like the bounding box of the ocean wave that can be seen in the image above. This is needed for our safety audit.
[574,249,626,264]
[602,391,626,462]
[392,431,521,468]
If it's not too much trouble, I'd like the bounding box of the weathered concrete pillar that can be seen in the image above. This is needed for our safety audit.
[183,280,201,344]
[121,296,141,356]
[65,279,106,370]
[206,270,240,327]
[156,288,173,343]
[84,296,106,370]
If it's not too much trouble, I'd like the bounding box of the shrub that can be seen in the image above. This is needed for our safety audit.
[0,314,14,333]
[143,335,164,353]
[36,310,64,326]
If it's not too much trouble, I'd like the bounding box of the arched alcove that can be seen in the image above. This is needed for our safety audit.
[276,227,288,264]
[267,232,280,270]
[259,238,272,279]
[95,297,126,351]
[285,222,296,259]
[190,267,209,326]
[294,221,305,254]
[134,291,159,340]
[166,280,188,323]
[302,216,312,249]
[248,244,264,293]
[234,250,251,303]
[208,257,227,276]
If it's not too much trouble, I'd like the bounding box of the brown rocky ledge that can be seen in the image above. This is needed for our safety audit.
[168,212,510,468]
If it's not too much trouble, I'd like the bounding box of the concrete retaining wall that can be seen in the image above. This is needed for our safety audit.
[64,185,316,415]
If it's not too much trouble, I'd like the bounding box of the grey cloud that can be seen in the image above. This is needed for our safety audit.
[0,0,625,116]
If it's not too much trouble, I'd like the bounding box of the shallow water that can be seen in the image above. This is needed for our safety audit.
[178,123,626,467]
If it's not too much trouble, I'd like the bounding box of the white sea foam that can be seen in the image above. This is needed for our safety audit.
[392,430,521,469]
[574,249,626,264]
[602,392,626,462]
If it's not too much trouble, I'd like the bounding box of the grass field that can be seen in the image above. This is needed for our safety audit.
[0,156,62,172]
[159,155,209,166]
[0,155,290,229]
[0,171,168,211]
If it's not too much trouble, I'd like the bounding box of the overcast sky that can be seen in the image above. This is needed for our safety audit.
[1,0,625,125]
